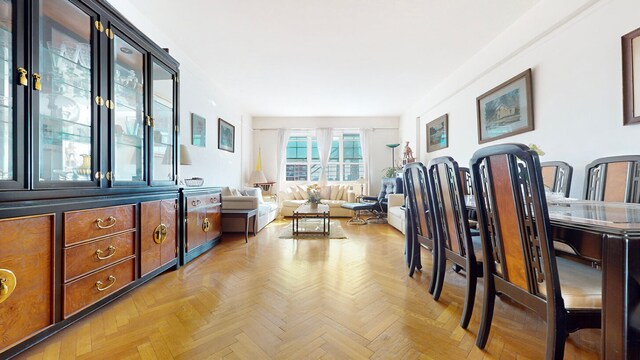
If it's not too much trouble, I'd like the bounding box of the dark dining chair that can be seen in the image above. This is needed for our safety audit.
[470,143,601,359]
[427,157,483,329]
[540,161,573,197]
[584,155,640,203]
[403,162,437,294]
[459,167,474,196]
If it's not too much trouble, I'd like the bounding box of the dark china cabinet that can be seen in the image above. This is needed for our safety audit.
[0,0,183,358]
[0,0,179,193]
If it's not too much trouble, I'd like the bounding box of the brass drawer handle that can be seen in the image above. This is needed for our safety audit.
[95,245,116,260]
[95,275,116,292]
[154,224,168,244]
[191,199,201,206]
[96,216,117,229]
[202,218,210,232]
[0,269,17,304]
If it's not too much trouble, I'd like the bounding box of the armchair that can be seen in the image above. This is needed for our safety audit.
[361,177,403,213]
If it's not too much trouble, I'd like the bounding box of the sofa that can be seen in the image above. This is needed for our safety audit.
[387,193,405,234]
[221,187,278,233]
[279,184,356,217]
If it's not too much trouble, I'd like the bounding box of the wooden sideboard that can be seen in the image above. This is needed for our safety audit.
[180,187,222,265]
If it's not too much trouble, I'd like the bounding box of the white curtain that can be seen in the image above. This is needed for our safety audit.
[358,128,372,195]
[276,129,291,195]
[315,128,333,186]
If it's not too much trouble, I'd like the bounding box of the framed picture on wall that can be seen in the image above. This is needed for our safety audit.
[218,118,235,153]
[623,26,640,125]
[476,68,534,144]
[191,113,206,147]
[426,114,448,152]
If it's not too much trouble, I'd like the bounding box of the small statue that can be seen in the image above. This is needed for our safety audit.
[403,141,415,163]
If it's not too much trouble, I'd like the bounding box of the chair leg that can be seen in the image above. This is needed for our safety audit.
[432,242,446,301]
[460,260,477,329]
[546,320,566,360]
[427,247,437,294]
[476,274,495,349]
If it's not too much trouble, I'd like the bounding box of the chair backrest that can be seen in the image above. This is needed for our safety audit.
[584,155,640,203]
[470,143,562,314]
[378,176,403,201]
[540,161,573,197]
[428,157,475,261]
[459,167,474,196]
[403,163,434,241]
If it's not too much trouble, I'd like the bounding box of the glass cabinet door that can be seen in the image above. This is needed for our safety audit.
[111,32,145,185]
[0,0,17,187]
[35,0,97,187]
[151,61,175,185]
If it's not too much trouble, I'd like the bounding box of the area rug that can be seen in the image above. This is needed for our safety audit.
[278,220,347,239]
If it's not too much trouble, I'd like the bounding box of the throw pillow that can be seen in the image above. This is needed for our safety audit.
[330,185,340,200]
[230,188,242,197]
[244,187,264,203]
[336,186,344,200]
[341,185,351,201]
[281,189,294,201]
[221,186,232,196]
[297,185,310,200]
[320,185,331,199]
[291,186,303,200]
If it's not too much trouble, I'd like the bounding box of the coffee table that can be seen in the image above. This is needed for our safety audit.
[292,203,330,236]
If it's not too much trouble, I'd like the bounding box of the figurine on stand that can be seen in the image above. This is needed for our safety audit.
[403,141,415,164]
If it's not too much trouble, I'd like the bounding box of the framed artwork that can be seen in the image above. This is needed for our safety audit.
[623,26,640,125]
[191,113,206,147]
[218,118,235,153]
[426,114,448,152]
[476,68,534,144]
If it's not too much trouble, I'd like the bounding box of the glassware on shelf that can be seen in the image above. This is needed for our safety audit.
[75,154,91,175]
[77,43,90,67]
[61,40,79,63]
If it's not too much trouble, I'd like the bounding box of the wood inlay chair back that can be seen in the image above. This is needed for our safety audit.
[427,157,483,329]
[459,167,474,196]
[540,161,573,197]
[584,155,640,203]
[470,143,601,359]
[403,162,437,294]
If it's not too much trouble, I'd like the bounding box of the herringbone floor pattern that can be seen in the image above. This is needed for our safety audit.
[19,219,600,359]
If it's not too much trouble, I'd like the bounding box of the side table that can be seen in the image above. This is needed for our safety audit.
[221,208,257,243]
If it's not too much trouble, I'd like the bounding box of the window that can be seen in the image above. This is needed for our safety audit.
[285,132,364,182]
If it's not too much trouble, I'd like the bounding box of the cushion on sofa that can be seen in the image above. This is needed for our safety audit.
[297,185,310,200]
[244,187,264,203]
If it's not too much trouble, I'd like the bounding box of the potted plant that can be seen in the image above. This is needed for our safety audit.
[306,184,322,209]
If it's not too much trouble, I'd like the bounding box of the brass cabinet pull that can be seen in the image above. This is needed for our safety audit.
[202,218,210,232]
[154,223,168,244]
[96,216,117,229]
[95,96,104,106]
[95,275,116,292]
[95,171,103,180]
[95,245,116,260]
[105,28,114,39]
[191,199,201,206]
[105,100,114,109]
[0,269,17,304]
[146,116,154,127]
[95,20,104,32]
[32,73,42,91]
[17,67,27,86]
[105,171,112,181]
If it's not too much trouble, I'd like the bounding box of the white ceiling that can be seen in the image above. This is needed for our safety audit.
[129,0,539,117]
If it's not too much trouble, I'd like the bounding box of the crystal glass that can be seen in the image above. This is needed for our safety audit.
[152,62,174,182]
[113,35,144,182]
[38,0,92,182]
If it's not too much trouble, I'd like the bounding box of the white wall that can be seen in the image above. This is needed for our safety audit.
[252,117,399,194]
[400,0,640,198]
[107,0,251,188]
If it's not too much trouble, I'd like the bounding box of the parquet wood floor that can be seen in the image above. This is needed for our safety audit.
[19,219,600,359]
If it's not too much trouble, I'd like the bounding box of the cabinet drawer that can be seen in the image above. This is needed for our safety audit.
[64,231,135,282]
[0,215,54,352]
[63,258,135,319]
[64,205,136,246]
[186,193,220,211]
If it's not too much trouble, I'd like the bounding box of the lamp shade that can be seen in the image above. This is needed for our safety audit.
[180,144,192,165]
[249,170,268,185]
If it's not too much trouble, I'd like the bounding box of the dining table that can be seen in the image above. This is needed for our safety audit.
[464,195,640,360]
